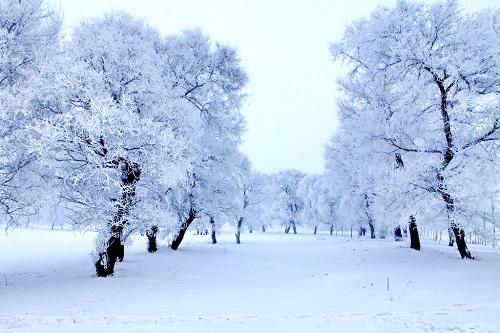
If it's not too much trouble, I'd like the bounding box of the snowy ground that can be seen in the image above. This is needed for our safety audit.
[1,229,499,333]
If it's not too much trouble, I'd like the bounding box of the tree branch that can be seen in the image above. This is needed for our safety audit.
[460,118,500,150]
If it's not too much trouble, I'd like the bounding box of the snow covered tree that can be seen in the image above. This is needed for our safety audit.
[272,170,305,234]
[232,172,273,233]
[312,176,337,234]
[241,171,268,234]
[298,174,335,234]
[330,0,500,258]
[31,13,188,276]
[228,157,267,243]
[0,0,60,226]
[324,133,377,238]
[157,30,248,250]
[297,175,318,233]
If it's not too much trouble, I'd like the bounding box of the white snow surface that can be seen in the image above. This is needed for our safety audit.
[1,229,499,332]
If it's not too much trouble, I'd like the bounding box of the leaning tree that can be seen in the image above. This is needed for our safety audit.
[31,13,188,276]
[158,30,248,250]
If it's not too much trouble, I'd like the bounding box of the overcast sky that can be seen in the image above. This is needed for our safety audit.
[53,0,498,174]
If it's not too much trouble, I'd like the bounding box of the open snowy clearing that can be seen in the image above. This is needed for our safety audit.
[1,229,499,333]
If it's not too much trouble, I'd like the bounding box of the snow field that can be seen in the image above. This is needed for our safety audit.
[1,229,499,332]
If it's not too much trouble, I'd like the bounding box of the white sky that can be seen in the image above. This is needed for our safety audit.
[52,0,498,174]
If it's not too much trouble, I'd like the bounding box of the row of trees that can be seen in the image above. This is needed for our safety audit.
[1,0,498,278]
[0,0,333,277]
[223,2,499,259]
[0,0,251,277]
[324,0,499,258]
[228,1,499,260]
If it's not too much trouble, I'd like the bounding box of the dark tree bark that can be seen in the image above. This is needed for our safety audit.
[330,224,334,235]
[210,217,217,244]
[95,252,108,277]
[171,209,197,250]
[439,184,473,259]
[262,225,266,233]
[451,226,473,259]
[395,153,405,168]
[364,194,376,239]
[96,228,122,277]
[393,154,411,246]
[235,217,243,244]
[409,215,420,251]
[103,228,121,275]
[147,225,158,253]
[394,226,403,241]
[437,172,472,258]
[431,72,473,259]
[368,222,375,239]
[95,161,141,277]
[117,243,125,262]
[313,225,317,235]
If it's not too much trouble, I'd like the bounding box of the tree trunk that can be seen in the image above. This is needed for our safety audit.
[262,225,266,233]
[117,243,124,262]
[210,217,217,244]
[330,224,334,235]
[434,77,473,259]
[438,174,473,258]
[95,252,108,277]
[409,215,420,251]
[394,226,403,241]
[451,226,473,259]
[313,225,317,235]
[368,222,375,239]
[146,225,158,253]
[95,229,122,277]
[171,210,196,250]
[95,161,140,277]
[235,217,243,244]
[364,194,376,239]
